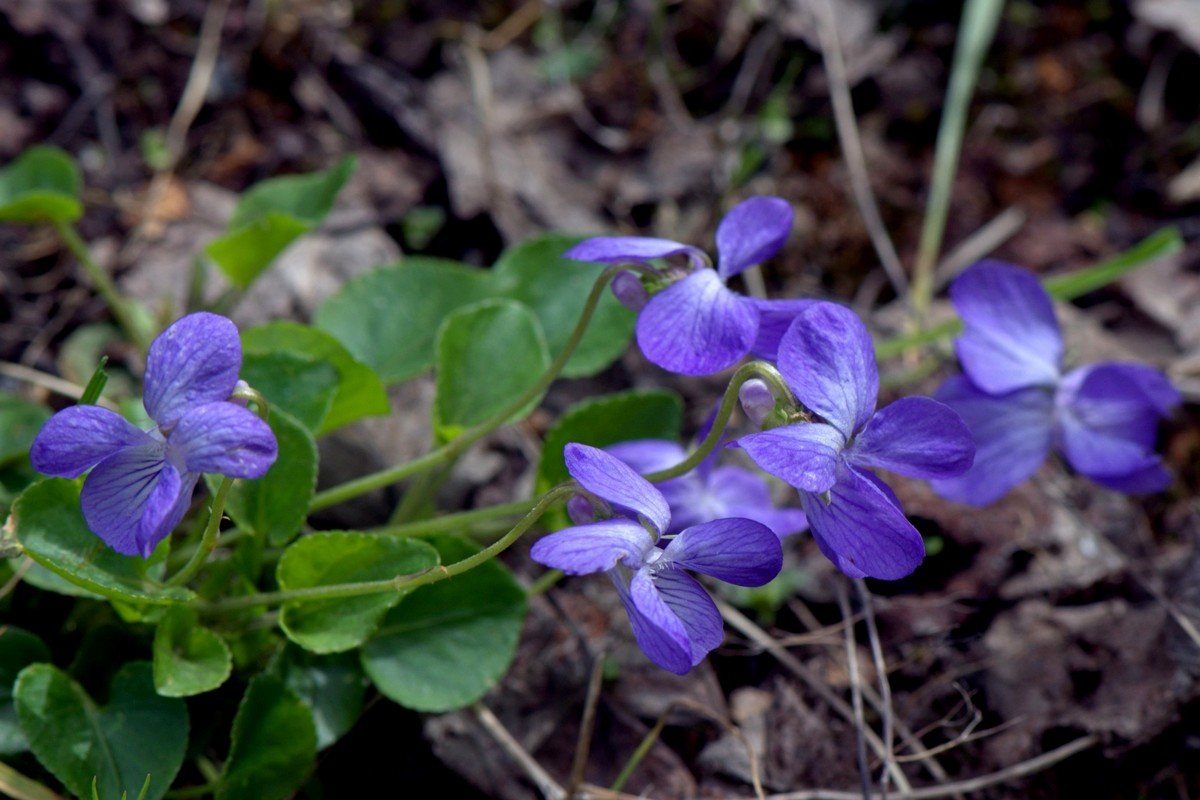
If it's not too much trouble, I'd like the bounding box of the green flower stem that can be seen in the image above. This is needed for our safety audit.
[164,527,249,572]
[201,484,575,613]
[387,460,454,525]
[309,266,623,512]
[166,477,234,587]
[907,0,1005,322]
[52,219,152,350]
[371,497,537,537]
[645,360,792,483]
[526,569,563,597]
[0,760,61,800]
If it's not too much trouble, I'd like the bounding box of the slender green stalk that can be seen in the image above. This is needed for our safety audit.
[52,219,152,349]
[610,713,671,793]
[646,361,791,483]
[908,0,1005,321]
[371,498,537,537]
[526,569,563,597]
[387,461,453,524]
[0,760,62,800]
[309,267,623,512]
[166,477,233,587]
[201,485,574,613]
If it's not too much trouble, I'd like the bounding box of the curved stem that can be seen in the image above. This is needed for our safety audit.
[202,484,574,613]
[371,497,537,537]
[167,477,233,587]
[646,360,792,483]
[53,220,152,349]
[309,267,622,512]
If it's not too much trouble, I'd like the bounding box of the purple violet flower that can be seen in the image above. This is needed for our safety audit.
[565,196,812,375]
[30,312,278,558]
[595,439,808,539]
[734,302,975,580]
[929,260,1181,506]
[532,443,783,674]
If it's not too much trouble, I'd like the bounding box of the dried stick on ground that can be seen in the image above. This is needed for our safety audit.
[473,702,567,800]
[609,696,767,800]
[138,0,231,237]
[718,601,914,793]
[854,580,896,798]
[811,0,909,295]
[837,581,874,800]
[576,734,1097,800]
[567,652,608,797]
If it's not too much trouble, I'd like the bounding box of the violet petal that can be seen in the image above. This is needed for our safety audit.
[800,464,925,580]
[637,270,760,376]
[951,260,1062,394]
[530,519,654,575]
[143,312,243,427]
[80,445,193,558]
[661,517,783,586]
[620,568,694,674]
[777,303,878,438]
[1059,362,1179,451]
[929,375,1055,507]
[564,236,706,269]
[652,570,723,666]
[564,443,671,533]
[850,396,975,479]
[715,196,793,280]
[707,465,808,538]
[168,402,278,478]
[1057,414,1170,492]
[748,298,815,362]
[736,422,844,493]
[30,405,153,478]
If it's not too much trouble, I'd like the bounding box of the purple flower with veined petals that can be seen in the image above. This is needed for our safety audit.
[532,443,783,674]
[734,302,975,580]
[594,439,808,539]
[929,261,1181,506]
[30,312,277,558]
[565,196,813,375]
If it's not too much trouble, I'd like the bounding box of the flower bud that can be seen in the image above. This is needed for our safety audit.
[567,495,596,525]
[611,271,649,311]
[739,379,775,427]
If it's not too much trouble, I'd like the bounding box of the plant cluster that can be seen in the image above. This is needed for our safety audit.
[0,148,1181,799]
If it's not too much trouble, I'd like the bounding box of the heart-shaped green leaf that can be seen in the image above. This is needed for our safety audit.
[361,536,526,712]
[0,146,82,224]
[12,480,193,604]
[217,675,315,800]
[536,389,684,492]
[267,646,366,751]
[434,299,551,441]
[315,258,493,383]
[241,322,389,434]
[205,156,355,289]
[221,409,316,547]
[0,393,50,467]
[239,351,338,433]
[490,233,635,377]
[152,607,232,697]
[277,533,440,654]
[14,662,187,800]
[0,627,50,755]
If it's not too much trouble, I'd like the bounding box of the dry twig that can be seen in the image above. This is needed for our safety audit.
[837,581,873,800]
[811,0,908,295]
[473,702,567,800]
